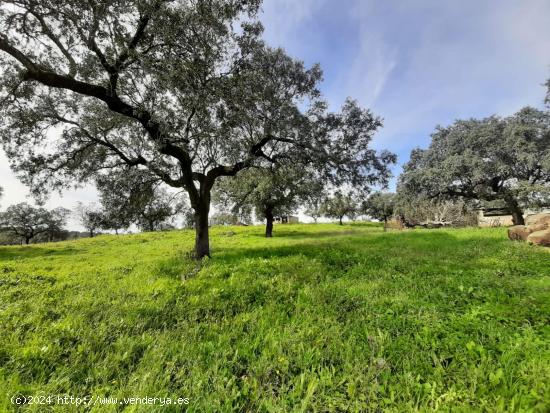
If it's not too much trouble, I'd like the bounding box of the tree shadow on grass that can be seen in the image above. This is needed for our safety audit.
[244,225,382,240]
[212,229,499,266]
[0,245,82,261]
[207,228,549,280]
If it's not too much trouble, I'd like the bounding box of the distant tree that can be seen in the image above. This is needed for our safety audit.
[210,212,239,226]
[99,212,129,235]
[135,189,182,232]
[96,172,136,234]
[0,202,51,244]
[96,169,186,232]
[363,192,396,231]
[304,189,326,224]
[43,207,71,242]
[182,209,196,230]
[214,164,322,237]
[399,107,550,225]
[322,191,358,226]
[304,179,327,223]
[76,203,104,238]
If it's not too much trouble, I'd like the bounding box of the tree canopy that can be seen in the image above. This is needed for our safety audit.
[0,0,395,257]
[0,202,69,244]
[321,191,358,226]
[214,163,323,237]
[96,169,186,233]
[362,192,396,230]
[398,107,550,225]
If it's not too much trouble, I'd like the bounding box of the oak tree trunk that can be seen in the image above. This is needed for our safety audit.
[265,207,274,238]
[194,201,210,258]
[505,196,525,226]
[339,216,343,225]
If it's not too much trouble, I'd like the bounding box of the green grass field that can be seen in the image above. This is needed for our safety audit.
[0,224,549,412]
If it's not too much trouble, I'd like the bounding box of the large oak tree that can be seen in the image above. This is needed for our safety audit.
[0,0,393,257]
[399,107,550,225]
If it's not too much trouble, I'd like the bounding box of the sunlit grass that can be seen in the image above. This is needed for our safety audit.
[1,223,549,412]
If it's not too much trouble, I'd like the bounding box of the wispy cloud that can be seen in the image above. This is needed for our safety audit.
[1,0,549,219]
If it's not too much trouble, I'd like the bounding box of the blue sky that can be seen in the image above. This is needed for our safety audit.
[1,0,549,227]
[261,0,550,185]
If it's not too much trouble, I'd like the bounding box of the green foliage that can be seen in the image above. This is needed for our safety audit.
[0,203,70,244]
[321,191,358,224]
[1,224,548,411]
[75,203,104,238]
[362,192,396,223]
[97,170,186,232]
[399,107,550,223]
[0,0,395,257]
[214,164,321,222]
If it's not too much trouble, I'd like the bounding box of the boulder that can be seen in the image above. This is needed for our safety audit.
[525,213,550,227]
[527,229,550,247]
[508,225,530,241]
[526,222,549,233]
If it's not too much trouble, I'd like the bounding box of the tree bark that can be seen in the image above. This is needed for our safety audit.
[265,207,274,238]
[383,217,387,232]
[25,237,30,245]
[339,216,343,225]
[194,200,210,258]
[504,196,525,225]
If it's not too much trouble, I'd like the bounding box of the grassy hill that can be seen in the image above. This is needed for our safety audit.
[1,224,549,412]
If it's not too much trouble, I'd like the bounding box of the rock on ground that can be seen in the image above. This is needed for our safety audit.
[525,213,550,227]
[508,213,550,246]
[527,229,550,246]
[508,225,531,241]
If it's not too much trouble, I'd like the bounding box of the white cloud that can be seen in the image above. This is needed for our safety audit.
[346,0,550,154]
[1,0,549,224]
[261,0,323,47]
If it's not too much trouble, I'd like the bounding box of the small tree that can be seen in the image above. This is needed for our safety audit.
[363,192,396,231]
[322,191,358,225]
[97,182,132,235]
[76,203,104,238]
[0,202,51,244]
[214,164,322,237]
[303,183,326,224]
[135,189,182,231]
[43,207,71,242]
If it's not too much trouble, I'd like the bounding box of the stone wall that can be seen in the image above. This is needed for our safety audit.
[477,211,514,227]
